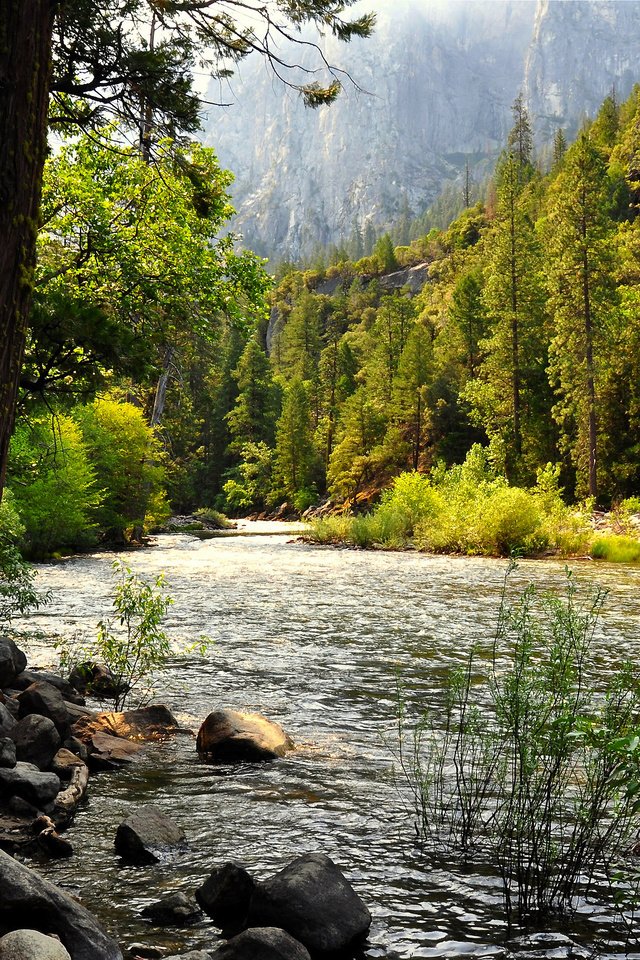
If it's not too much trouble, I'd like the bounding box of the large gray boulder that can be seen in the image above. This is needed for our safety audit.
[248,854,371,956]
[196,710,293,763]
[0,640,27,689]
[196,863,255,931]
[13,671,84,707]
[212,928,311,960]
[114,804,186,863]
[0,849,122,960]
[17,683,70,737]
[11,715,61,770]
[0,762,60,809]
[0,929,71,959]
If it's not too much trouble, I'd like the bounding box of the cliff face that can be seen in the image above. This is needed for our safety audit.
[202,0,640,260]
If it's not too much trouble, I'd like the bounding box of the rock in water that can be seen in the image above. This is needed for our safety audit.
[212,927,311,960]
[196,709,293,762]
[140,892,201,926]
[115,804,186,863]
[196,863,255,931]
[0,849,122,959]
[0,929,71,959]
[248,853,371,956]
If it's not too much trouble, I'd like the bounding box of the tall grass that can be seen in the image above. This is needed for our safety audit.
[396,571,640,922]
[591,535,640,564]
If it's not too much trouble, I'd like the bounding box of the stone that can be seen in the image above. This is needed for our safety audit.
[196,709,293,763]
[61,736,88,761]
[162,953,212,960]
[11,715,61,770]
[247,854,371,956]
[13,671,85,706]
[0,848,122,959]
[90,705,179,740]
[0,763,60,809]
[0,739,16,769]
[17,683,70,737]
[212,928,311,960]
[85,732,142,770]
[115,804,186,863]
[140,892,201,926]
[68,662,128,700]
[196,863,255,931]
[0,929,71,959]
[0,703,17,738]
[0,640,27,689]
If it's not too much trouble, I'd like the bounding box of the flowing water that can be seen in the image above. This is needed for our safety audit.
[12,523,640,959]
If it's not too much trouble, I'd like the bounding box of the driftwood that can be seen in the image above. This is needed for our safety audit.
[54,759,89,817]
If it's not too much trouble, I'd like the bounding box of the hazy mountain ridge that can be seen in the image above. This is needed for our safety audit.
[202,0,640,261]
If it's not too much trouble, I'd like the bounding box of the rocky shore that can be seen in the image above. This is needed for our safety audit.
[0,637,372,960]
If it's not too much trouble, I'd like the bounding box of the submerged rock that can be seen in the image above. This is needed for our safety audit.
[0,929,71,959]
[140,891,201,926]
[212,927,311,960]
[0,848,122,959]
[248,854,371,956]
[196,709,293,763]
[115,804,186,863]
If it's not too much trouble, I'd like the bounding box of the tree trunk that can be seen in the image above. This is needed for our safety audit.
[0,2,56,500]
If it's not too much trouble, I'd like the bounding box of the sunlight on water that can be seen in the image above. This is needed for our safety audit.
[13,526,640,959]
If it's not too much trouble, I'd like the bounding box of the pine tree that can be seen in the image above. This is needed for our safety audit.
[507,92,534,184]
[274,378,318,503]
[552,129,567,170]
[226,338,278,455]
[393,322,434,470]
[544,133,616,501]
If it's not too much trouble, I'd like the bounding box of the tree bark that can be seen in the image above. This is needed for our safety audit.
[0,1,57,500]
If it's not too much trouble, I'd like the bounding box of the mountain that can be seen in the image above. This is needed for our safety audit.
[201,0,640,261]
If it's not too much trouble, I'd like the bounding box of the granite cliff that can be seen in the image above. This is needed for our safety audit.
[201,0,640,260]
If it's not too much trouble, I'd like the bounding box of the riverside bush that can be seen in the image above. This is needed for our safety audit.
[0,492,45,623]
[8,415,101,557]
[397,571,640,921]
[591,535,640,564]
[310,447,588,557]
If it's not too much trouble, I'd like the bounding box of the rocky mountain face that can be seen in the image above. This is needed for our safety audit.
[201,0,640,261]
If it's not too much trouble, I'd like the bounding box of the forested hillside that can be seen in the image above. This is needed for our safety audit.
[6,86,640,557]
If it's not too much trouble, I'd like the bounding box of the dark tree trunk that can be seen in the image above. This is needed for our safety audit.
[0,1,56,500]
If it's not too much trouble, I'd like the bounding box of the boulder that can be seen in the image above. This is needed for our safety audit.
[115,804,186,863]
[212,928,311,960]
[11,715,60,770]
[90,706,179,741]
[68,663,128,700]
[196,863,255,931]
[17,683,70,737]
[0,704,17,738]
[140,892,201,926]
[0,929,71,959]
[13,671,85,707]
[84,732,142,770]
[196,710,293,763]
[248,854,371,956]
[0,848,122,959]
[0,739,16,769]
[61,736,88,761]
[0,763,60,809]
[0,640,27,689]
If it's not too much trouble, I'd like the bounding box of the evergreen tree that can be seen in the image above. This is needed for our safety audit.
[393,322,434,470]
[507,92,534,181]
[544,133,616,501]
[552,129,568,170]
[226,338,278,455]
[274,378,318,504]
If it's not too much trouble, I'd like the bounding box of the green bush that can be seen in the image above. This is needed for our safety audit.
[8,415,101,557]
[0,492,45,622]
[76,397,169,541]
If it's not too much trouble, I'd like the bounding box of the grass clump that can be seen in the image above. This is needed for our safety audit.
[397,570,640,922]
[591,534,640,564]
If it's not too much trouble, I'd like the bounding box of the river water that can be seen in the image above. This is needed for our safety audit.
[12,523,640,959]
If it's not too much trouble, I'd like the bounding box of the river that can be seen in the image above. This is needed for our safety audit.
[12,523,640,959]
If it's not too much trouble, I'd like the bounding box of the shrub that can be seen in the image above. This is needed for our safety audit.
[0,492,46,623]
[8,415,101,557]
[397,572,640,921]
[75,397,169,541]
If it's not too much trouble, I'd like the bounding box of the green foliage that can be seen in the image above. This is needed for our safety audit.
[75,397,169,542]
[8,415,101,558]
[398,573,640,921]
[56,560,174,710]
[591,534,640,563]
[221,441,276,514]
[0,493,46,624]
